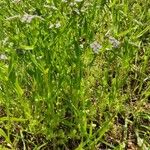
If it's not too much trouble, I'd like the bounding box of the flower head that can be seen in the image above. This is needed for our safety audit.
[90,41,102,54]
[109,36,120,48]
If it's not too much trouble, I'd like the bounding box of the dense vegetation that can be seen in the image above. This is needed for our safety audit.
[0,0,150,149]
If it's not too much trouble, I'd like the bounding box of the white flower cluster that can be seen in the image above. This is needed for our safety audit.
[105,31,120,48]
[0,54,7,60]
[20,13,43,23]
[49,21,61,29]
[90,41,102,54]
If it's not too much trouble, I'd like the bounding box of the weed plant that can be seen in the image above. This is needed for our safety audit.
[0,0,150,149]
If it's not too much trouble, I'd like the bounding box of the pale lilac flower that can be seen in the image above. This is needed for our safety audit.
[90,41,102,54]
[109,36,120,48]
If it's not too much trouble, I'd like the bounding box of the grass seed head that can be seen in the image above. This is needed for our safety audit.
[21,14,36,23]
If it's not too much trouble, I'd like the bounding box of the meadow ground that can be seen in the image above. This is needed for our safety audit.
[0,0,150,149]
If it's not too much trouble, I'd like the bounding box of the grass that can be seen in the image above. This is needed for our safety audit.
[0,0,150,149]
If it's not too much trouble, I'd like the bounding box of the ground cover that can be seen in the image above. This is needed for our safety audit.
[0,0,150,149]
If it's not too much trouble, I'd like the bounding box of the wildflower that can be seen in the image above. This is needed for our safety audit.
[92,123,96,128]
[55,22,61,28]
[20,13,43,23]
[0,54,7,60]
[90,41,102,54]
[109,36,120,48]
[80,44,84,49]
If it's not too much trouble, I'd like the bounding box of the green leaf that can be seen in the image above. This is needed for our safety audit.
[89,116,114,147]
[14,78,24,96]
[0,129,12,145]
[0,117,27,122]
[30,55,45,72]
[117,27,136,37]
[133,25,150,39]
[19,45,34,50]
